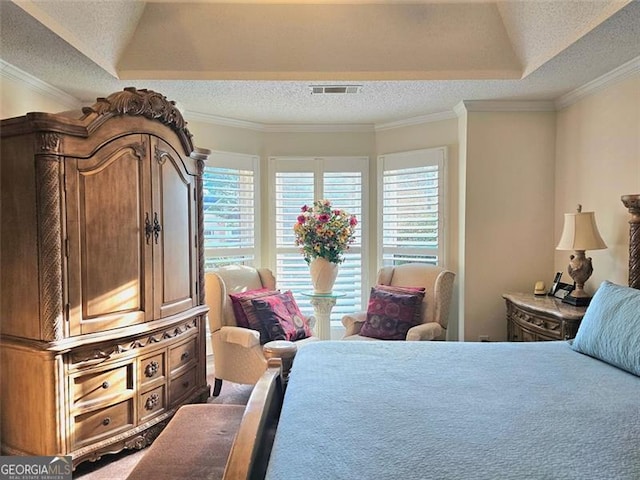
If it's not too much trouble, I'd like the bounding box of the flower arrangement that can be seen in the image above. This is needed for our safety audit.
[294,200,357,264]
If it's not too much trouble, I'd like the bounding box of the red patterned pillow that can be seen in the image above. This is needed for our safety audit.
[360,286,425,340]
[375,285,426,324]
[229,289,278,329]
[251,291,313,343]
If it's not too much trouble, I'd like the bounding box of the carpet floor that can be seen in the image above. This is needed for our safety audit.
[73,356,253,480]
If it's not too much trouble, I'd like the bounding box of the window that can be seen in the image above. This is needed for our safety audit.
[203,151,260,269]
[378,147,446,267]
[270,157,368,323]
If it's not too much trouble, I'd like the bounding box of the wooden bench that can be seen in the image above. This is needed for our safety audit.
[127,344,295,480]
[126,403,245,480]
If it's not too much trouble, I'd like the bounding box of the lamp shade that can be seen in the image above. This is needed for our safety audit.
[556,210,607,251]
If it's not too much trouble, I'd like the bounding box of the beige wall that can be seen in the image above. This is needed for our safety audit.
[0,74,80,119]
[187,121,263,155]
[461,109,557,341]
[3,67,637,344]
[555,74,640,292]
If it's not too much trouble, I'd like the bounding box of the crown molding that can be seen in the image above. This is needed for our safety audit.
[455,100,557,113]
[185,109,374,133]
[184,110,264,131]
[375,110,457,131]
[262,123,374,133]
[0,60,82,110]
[453,101,467,117]
[555,55,640,110]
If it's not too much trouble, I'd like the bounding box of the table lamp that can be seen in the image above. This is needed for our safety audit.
[556,205,607,306]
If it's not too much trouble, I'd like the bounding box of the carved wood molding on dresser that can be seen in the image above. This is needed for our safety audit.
[1,89,211,469]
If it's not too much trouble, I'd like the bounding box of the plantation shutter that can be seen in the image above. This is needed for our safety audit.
[323,171,363,319]
[203,152,260,269]
[271,157,368,325]
[379,148,445,266]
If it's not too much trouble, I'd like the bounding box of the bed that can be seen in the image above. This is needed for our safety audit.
[223,195,640,480]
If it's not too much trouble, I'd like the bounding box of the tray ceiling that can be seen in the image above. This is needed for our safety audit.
[1,0,638,125]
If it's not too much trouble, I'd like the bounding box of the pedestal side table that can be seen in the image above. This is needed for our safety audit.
[300,292,346,340]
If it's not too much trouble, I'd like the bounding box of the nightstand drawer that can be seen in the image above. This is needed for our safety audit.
[72,363,133,407]
[73,399,134,449]
[510,307,563,340]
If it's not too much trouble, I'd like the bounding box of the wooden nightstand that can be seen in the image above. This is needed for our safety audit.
[503,293,587,341]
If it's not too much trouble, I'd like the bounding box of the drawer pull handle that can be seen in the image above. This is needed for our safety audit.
[145,393,160,411]
[181,351,190,361]
[145,361,160,378]
[182,381,190,389]
[101,381,110,389]
[102,417,111,426]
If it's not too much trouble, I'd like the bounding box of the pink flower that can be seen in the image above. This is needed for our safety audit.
[333,209,341,216]
[301,205,309,212]
[350,216,358,226]
[318,214,330,223]
[297,215,306,224]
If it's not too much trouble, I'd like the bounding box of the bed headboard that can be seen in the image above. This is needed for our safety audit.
[622,194,640,289]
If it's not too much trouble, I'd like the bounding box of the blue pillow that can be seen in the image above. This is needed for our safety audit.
[571,281,640,376]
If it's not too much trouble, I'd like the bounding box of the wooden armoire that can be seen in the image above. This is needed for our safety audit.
[0,88,211,467]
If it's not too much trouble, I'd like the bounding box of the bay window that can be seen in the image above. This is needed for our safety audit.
[203,151,260,269]
[378,147,446,266]
[269,157,368,322]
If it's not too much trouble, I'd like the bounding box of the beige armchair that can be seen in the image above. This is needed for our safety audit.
[205,265,317,396]
[342,263,455,341]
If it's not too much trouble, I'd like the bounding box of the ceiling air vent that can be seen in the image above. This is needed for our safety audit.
[310,85,362,95]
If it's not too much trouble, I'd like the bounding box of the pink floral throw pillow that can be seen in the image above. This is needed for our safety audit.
[360,286,425,340]
[251,291,313,342]
[229,288,278,329]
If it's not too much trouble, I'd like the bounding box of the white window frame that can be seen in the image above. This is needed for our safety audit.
[203,150,261,269]
[377,147,447,269]
[268,156,370,326]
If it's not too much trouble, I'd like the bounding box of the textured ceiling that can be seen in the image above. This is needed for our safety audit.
[0,0,638,126]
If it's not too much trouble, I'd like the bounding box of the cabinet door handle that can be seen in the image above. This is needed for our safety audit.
[102,417,111,426]
[153,212,162,244]
[101,381,110,389]
[181,351,190,361]
[145,213,153,245]
[182,381,190,389]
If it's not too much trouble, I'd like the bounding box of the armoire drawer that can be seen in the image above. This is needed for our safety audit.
[169,366,197,406]
[139,352,166,387]
[72,363,134,408]
[169,336,197,373]
[139,385,166,423]
[73,399,135,449]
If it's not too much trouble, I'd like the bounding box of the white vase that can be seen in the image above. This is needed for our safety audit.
[309,257,339,294]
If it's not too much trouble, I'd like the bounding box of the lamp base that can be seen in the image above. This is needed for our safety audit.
[562,294,592,307]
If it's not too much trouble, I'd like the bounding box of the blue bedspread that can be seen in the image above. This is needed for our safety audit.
[265,341,640,480]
